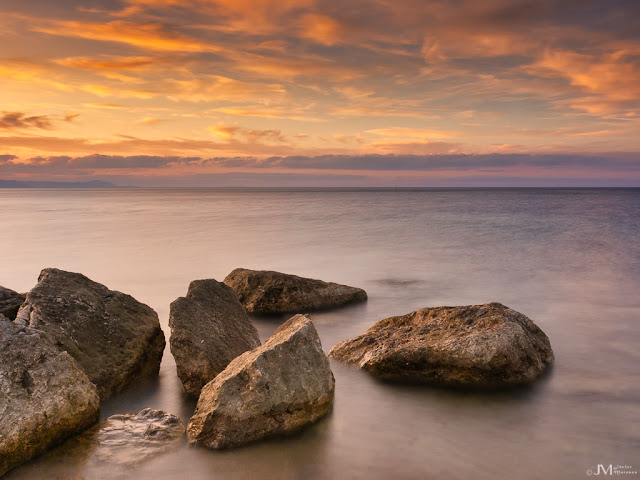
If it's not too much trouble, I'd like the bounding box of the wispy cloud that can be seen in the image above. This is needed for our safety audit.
[35,20,221,52]
[367,127,457,139]
[0,112,53,130]
[55,56,157,71]
[208,123,288,144]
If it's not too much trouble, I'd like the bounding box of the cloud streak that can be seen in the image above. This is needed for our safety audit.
[35,20,221,52]
[0,112,53,130]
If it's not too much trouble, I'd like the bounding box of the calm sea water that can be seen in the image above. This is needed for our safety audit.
[1,188,639,480]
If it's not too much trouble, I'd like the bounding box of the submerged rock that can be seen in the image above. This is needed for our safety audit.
[15,268,165,399]
[330,302,553,387]
[0,321,100,477]
[0,285,25,320]
[188,314,335,449]
[59,408,185,468]
[223,268,367,314]
[169,279,261,397]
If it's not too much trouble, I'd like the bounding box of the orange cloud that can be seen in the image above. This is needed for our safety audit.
[82,103,129,110]
[367,127,457,139]
[210,106,321,122]
[81,85,155,99]
[0,62,73,92]
[428,32,535,60]
[166,75,285,102]
[114,0,315,36]
[331,98,441,119]
[208,124,238,140]
[299,14,343,46]
[235,52,361,81]
[367,140,463,155]
[208,123,287,144]
[528,49,640,111]
[199,0,314,34]
[139,117,168,125]
[35,21,220,52]
[55,56,156,71]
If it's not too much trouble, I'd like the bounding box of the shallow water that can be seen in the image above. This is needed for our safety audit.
[1,188,638,479]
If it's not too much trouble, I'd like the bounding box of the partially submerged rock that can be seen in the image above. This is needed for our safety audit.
[0,321,100,477]
[169,279,261,397]
[15,268,165,399]
[188,314,335,449]
[330,302,553,387]
[59,408,185,468]
[223,268,367,314]
[0,285,25,320]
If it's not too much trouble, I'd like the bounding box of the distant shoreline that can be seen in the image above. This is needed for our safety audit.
[1,181,638,190]
[0,179,129,188]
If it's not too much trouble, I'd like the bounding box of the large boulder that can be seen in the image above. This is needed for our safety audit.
[223,268,367,314]
[188,314,335,449]
[169,279,261,397]
[330,302,554,387]
[15,268,165,399]
[0,285,25,320]
[0,321,100,477]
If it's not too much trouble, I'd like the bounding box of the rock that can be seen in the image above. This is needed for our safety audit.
[223,268,367,314]
[329,302,554,387]
[15,268,165,399]
[0,321,100,477]
[188,314,335,449]
[0,285,25,320]
[58,408,185,469]
[169,279,261,397]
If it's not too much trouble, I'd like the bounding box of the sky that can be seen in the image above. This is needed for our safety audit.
[1,0,639,186]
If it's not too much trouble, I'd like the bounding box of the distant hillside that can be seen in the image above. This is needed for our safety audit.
[0,179,122,188]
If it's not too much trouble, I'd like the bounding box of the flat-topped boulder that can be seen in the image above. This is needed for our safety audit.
[0,285,25,320]
[330,303,553,387]
[15,268,165,399]
[223,268,367,314]
[188,314,335,449]
[0,321,100,477]
[169,279,261,397]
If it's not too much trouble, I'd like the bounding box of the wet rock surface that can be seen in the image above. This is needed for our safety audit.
[0,321,100,477]
[169,279,261,397]
[330,302,554,387]
[0,285,25,320]
[15,268,165,399]
[58,408,185,468]
[223,268,367,314]
[188,314,335,449]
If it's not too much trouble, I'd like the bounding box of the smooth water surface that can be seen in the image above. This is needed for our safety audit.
[1,188,638,479]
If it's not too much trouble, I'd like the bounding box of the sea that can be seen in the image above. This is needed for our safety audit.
[1,188,638,480]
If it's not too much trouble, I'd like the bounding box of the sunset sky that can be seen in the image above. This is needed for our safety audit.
[1,0,639,186]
